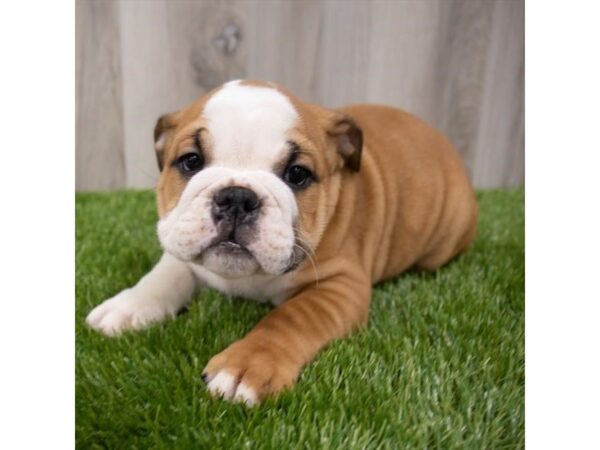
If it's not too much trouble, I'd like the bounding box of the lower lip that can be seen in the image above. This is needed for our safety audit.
[219,240,242,250]
[216,241,252,255]
[193,241,253,264]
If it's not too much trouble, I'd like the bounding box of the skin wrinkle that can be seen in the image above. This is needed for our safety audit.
[362,146,392,280]
[288,299,330,340]
[273,141,318,180]
[256,176,308,274]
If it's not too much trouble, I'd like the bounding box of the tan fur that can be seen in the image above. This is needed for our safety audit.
[156,83,478,403]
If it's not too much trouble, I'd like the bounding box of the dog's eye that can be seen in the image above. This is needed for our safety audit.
[284,165,313,188]
[176,153,203,175]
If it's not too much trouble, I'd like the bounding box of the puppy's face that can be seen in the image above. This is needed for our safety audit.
[154,80,361,279]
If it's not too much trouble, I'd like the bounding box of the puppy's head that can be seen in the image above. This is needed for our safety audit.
[154,80,362,279]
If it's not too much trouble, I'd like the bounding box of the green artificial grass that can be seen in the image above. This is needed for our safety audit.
[76,188,524,449]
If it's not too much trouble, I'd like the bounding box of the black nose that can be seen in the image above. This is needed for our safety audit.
[212,186,261,224]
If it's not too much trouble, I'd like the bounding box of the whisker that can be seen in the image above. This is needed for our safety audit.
[292,226,320,286]
[293,242,320,287]
[293,227,317,261]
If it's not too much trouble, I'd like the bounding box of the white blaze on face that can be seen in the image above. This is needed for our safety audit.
[204,80,299,169]
[157,81,301,278]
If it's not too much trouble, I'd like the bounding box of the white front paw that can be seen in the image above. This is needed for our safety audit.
[85,289,172,336]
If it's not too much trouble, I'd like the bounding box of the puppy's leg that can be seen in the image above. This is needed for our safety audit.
[202,271,371,405]
[86,252,197,336]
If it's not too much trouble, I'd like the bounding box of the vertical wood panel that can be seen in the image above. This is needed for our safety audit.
[431,0,495,178]
[245,0,322,101]
[473,0,525,188]
[315,0,372,106]
[75,0,125,191]
[365,0,441,118]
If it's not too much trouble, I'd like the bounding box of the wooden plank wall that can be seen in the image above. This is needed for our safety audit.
[76,0,524,191]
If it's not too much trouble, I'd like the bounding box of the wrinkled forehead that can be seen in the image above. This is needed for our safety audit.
[202,81,299,169]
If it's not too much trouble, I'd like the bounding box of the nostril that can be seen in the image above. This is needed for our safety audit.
[243,197,260,213]
[214,190,232,208]
[212,186,261,216]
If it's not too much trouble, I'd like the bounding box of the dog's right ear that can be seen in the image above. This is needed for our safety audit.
[154,113,178,172]
[327,116,363,172]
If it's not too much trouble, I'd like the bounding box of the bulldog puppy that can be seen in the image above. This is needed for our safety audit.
[86,80,478,406]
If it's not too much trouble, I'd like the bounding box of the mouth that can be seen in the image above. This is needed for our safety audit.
[196,239,260,278]
[212,240,252,256]
[194,239,254,263]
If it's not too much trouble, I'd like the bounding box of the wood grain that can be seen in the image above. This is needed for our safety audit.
[117,0,246,188]
[245,0,322,101]
[76,0,524,190]
[473,0,525,188]
[76,0,125,190]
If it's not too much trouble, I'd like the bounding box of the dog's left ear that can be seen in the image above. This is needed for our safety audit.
[153,113,178,172]
[327,116,363,172]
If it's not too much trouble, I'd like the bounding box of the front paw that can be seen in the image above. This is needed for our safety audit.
[202,338,300,406]
[85,289,171,336]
